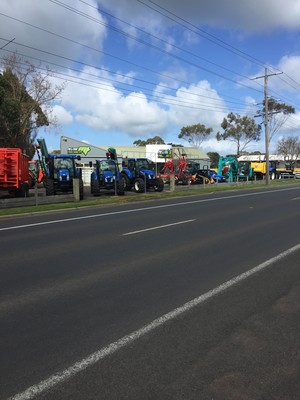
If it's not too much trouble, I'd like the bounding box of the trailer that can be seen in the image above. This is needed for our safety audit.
[0,148,30,197]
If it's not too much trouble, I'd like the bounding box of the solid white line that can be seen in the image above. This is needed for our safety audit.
[122,219,195,235]
[8,242,300,400]
[291,197,300,201]
[1,186,300,232]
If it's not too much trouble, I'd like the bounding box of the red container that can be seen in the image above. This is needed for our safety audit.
[0,148,29,192]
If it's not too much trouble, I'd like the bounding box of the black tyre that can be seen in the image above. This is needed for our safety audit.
[44,178,55,196]
[181,174,189,185]
[90,174,94,194]
[134,177,145,193]
[270,171,276,180]
[79,178,84,200]
[117,177,125,195]
[121,173,132,191]
[16,183,29,197]
[28,174,36,189]
[154,177,164,192]
[92,178,101,196]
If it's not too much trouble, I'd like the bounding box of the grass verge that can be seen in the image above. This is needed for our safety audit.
[0,179,299,217]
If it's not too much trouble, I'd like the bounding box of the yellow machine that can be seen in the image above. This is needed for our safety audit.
[250,161,277,180]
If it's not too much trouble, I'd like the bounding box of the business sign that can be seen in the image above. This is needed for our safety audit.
[157,149,172,159]
[67,146,91,156]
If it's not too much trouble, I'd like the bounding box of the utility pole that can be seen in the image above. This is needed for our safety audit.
[252,68,282,185]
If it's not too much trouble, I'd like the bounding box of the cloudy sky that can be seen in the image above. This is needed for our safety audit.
[1,0,300,154]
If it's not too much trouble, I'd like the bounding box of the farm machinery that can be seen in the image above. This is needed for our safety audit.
[121,158,164,193]
[36,139,84,199]
[218,156,257,182]
[157,147,191,185]
[0,148,30,197]
[190,167,225,184]
[90,148,125,196]
[218,156,239,182]
[28,160,45,188]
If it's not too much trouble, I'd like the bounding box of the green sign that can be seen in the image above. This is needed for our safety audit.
[67,146,91,156]
[158,149,172,158]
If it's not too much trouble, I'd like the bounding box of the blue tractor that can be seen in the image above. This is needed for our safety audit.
[90,158,125,196]
[37,139,84,199]
[120,158,164,193]
[43,154,84,199]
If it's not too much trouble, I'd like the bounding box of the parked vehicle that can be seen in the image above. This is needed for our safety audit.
[276,161,294,179]
[250,161,277,180]
[90,158,125,196]
[208,169,226,183]
[0,148,29,197]
[218,156,239,182]
[36,139,84,199]
[121,158,164,193]
[28,160,45,188]
[238,161,254,181]
[218,156,264,181]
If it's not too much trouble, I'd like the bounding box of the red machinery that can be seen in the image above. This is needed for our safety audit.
[0,148,30,197]
[158,148,190,185]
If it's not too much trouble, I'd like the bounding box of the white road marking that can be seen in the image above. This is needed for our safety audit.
[1,186,299,232]
[122,219,195,235]
[291,197,300,200]
[8,242,300,400]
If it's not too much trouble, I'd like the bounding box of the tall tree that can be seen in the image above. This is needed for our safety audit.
[133,136,165,146]
[0,53,65,158]
[178,123,212,148]
[263,99,295,142]
[216,112,261,156]
[276,136,300,166]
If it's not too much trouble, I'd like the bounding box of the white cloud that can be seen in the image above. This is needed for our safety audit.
[164,80,228,131]
[52,105,73,125]
[99,0,300,36]
[59,67,230,140]
[275,55,300,92]
[0,0,106,65]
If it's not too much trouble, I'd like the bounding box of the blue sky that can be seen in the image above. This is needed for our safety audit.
[1,0,300,155]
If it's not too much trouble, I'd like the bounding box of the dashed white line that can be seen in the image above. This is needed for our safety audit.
[122,219,195,235]
[8,242,300,400]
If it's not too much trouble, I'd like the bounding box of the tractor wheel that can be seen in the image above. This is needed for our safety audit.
[270,171,276,180]
[121,174,132,191]
[92,179,101,196]
[154,177,164,192]
[181,175,189,185]
[90,175,94,194]
[16,183,29,197]
[44,178,55,196]
[117,177,125,195]
[134,178,145,193]
[28,174,36,189]
[79,178,84,200]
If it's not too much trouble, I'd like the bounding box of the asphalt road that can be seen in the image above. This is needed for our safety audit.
[1,185,300,400]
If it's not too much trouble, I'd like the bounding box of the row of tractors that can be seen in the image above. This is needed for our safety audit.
[90,148,164,196]
[1,143,298,199]
[0,142,165,199]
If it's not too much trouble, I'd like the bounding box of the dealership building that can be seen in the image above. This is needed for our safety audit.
[60,136,211,184]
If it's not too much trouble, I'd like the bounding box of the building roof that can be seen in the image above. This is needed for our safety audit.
[111,145,209,160]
